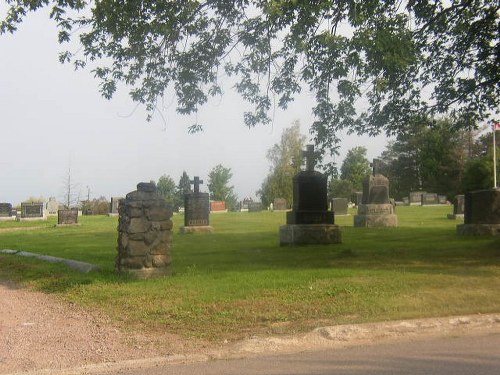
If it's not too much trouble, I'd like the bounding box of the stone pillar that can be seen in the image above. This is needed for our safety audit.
[116,182,173,278]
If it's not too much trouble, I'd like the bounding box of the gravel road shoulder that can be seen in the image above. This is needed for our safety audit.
[1,280,499,375]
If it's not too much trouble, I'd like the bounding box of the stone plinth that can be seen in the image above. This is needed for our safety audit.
[117,182,173,278]
[280,224,342,245]
[457,189,500,236]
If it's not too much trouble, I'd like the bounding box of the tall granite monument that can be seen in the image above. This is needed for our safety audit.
[280,145,341,245]
[116,182,173,278]
[457,189,500,235]
[354,159,398,227]
[180,176,213,233]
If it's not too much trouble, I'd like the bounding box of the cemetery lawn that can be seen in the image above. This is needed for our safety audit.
[0,206,499,342]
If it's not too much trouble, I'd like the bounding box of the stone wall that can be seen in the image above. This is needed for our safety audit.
[116,182,173,278]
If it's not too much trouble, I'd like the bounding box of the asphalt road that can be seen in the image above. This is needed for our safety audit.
[110,332,500,375]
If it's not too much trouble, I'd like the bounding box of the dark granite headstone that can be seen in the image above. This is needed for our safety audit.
[273,198,287,211]
[457,189,500,235]
[331,198,348,215]
[181,176,212,233]
[0,203,12,217]
[57,209,79,225]
[280,145,340,245]
[447,194,465,219]
[21,202,44,218]
[421,193,439,205]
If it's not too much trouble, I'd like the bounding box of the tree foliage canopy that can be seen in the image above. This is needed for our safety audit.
[207,164,238,210]
[2,1,498,165]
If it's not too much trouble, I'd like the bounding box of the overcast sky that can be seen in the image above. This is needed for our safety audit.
[0,8,388,206]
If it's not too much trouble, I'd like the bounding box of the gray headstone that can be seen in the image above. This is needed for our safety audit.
[21,202,44,218]
[362,175,390,205]
[457,189,500,235]
[248,202,263,212]
[0,203,13,217]
[409,191,426,205]
[273,198,287,211]
[438,195,447,205]
[421,193,439,205]
[331,198,348,215]
[110,197,123,214]
[454,195,465,215]
[57,209,79,225]
[46,197,59,216]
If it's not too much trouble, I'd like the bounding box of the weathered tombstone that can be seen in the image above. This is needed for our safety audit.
[20,202,46,220]
[46,197,59,216]
[409,191,426,206]
[354,159,398,227]
[180,176,213,233]
[57,209,79,226]
[402,197,410,205]
[280,145,341,245]
[210,201,227,212]
[0,203,14,221]
[239,198,252,212]
[331,198,348,215]
[447,194,465,220]
[248,202,263,212]
[457,189,500,235]
[109,197,123,216]
[116,182,173,278]
[421,193,439,206]
[273,198,287,211]
[438,195,447,205]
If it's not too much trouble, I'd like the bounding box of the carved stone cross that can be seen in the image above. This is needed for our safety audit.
[190,176,203,193]
[302,144,316,172]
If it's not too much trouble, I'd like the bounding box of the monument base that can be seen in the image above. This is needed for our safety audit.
[55,223,81,227]
[354,214,398,227]
[179,226,214,234]
[279,224,342,246]
[447,214,464,220]
[456,224,500,236]
[19,217,48,221]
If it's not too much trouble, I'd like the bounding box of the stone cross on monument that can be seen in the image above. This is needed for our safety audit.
[191,176,203,194]
[302,144,316,172]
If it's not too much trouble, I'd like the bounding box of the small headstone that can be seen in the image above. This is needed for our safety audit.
[438,195,447,205]
[46,197,59,216]
[20,202,46,220]
[248,202,263,212]
[109,197,123,216]
[409,191,426,205]
[0,203,14,221]
[402,197,410,205]
[354,159,397,227]
[331,198,348,215]
[116,182,173,278]
[457,189,500,235]
[280,145,341,245]
[210,201,227,212]
[57,209,79,226]
[447,194,465,220]
[273,198,287,211]
[180,176,213,233]
[421,193,439,206]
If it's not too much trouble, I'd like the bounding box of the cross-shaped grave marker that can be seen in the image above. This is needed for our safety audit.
[302,144,316,172]
[190,176,203,194]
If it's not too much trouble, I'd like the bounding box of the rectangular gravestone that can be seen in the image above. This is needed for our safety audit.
[46,197,59,216]
[457,189,500,235]
[57,209,79,225]
[402,197,410,205]
[248,202,263,212]
[110,197,122,215]
[438,195,447,205]
[21,202,44,219]
[273,198,287,211]
[0,203,13,217]
[181,176,213,233]
[409,191,425,205]
[421,193,439,205]
[331,198,348,215]
[448,194,465,219]
[210,201,226,212]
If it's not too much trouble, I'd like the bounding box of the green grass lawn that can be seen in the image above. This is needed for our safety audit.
[1,206,499,341]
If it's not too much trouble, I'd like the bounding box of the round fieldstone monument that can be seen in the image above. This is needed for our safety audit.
[116,182,173,278]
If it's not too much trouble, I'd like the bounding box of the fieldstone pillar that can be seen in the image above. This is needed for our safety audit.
[116,182,173,278]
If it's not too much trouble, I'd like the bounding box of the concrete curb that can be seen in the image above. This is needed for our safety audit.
[0,249,99,273]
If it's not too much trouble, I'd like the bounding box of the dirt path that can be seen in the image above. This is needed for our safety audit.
[1,280,499,375]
